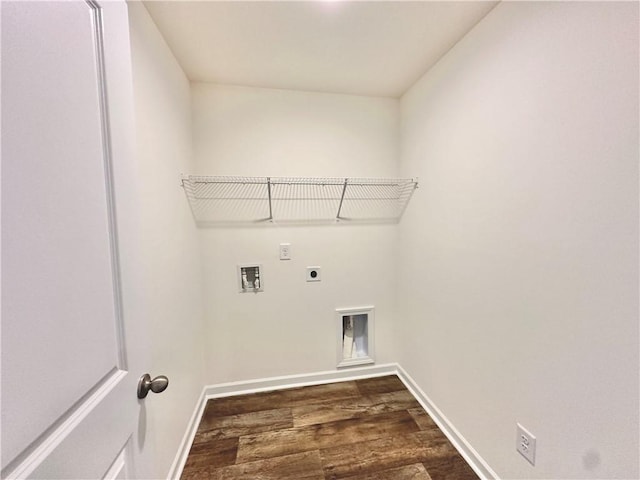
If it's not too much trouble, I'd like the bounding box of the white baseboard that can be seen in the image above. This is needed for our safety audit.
[203,363,398,399]
[168,363,498,480]
[395,364,499,480]
[167,386,208,480]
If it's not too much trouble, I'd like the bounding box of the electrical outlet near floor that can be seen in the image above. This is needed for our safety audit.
[516,423,536,465]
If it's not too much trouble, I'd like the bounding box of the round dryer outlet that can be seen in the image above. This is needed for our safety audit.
[306,266,321,282]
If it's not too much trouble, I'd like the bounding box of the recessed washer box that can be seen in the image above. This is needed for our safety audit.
[238,264,263,292]
[306,266,321,282]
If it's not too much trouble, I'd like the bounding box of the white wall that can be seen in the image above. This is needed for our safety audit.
[191,84,399,177]
[191,84,401,384]
[128,3,205,478]
[399,2,639,479]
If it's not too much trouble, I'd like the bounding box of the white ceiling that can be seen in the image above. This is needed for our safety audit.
[143,1,498,98]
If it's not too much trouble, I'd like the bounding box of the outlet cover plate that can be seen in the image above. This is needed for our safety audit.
[279,243,291,260]
[516,423,536,465]
[306,266,321,282]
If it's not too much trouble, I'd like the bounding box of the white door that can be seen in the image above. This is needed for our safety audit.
[1,1,153,478]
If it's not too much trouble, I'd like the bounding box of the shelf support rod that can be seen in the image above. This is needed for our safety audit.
[267,177,273,221]
[336,178,348,219]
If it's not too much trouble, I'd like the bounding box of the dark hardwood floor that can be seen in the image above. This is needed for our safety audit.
[181,375,479,480]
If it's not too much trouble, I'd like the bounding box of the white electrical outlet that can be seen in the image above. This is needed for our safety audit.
[516,423,536,465]
[306,266,321,282]
[279,243,291,260]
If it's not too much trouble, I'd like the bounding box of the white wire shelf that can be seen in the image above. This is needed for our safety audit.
[181,175,418,226]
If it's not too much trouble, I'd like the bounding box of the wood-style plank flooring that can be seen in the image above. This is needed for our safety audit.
[181,375,479,480]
